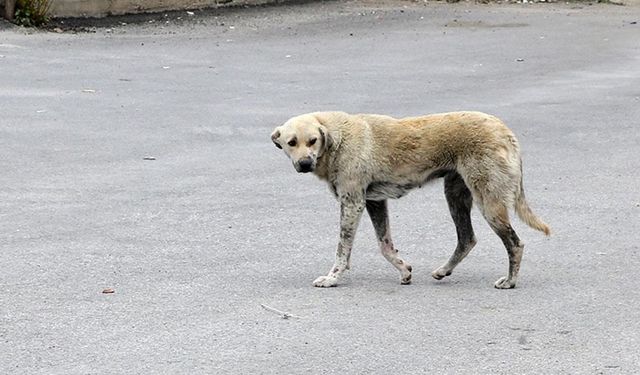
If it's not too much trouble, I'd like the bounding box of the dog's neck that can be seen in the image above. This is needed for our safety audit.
[313,134,341,181]
[314,156,330,180]
[313,150,331,180]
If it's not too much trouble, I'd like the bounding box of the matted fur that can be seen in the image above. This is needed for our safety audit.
[271,111,550,288]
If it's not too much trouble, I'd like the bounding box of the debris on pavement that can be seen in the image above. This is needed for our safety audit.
[260,304,302,319]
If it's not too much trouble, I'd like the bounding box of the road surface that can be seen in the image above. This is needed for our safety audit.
[1,1,639,373]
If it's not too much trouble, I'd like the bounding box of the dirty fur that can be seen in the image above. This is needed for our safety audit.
[271,111,550,289]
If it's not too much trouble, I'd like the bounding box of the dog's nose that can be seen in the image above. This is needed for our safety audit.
[298,158,313,173]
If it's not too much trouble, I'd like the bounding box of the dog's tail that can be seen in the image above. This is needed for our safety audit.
[515,162,551,236]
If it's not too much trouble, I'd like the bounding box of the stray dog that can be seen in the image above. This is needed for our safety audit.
[271,111,550,288]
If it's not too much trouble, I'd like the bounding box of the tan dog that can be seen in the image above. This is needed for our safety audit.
[271,111,550,288]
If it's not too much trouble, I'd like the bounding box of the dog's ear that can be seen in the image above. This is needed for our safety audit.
[271,127,282,149]
[318,125,333,156]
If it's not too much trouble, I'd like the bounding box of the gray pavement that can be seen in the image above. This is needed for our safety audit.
[1,1,640,374]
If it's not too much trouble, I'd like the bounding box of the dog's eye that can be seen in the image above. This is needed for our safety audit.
[287,140,297,147]
[308,138,317,146]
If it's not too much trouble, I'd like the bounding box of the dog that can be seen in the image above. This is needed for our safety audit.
[271,111,550,288]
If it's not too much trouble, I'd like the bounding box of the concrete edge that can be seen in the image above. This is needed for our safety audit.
[50,0,313,18]
[3,0,639,21]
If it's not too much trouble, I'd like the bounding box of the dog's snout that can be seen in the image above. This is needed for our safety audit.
[298,158,314,173]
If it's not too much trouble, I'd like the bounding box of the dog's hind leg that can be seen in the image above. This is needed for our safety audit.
[480,200,524,289]
[366,199,413,285]
[432,172,477,280]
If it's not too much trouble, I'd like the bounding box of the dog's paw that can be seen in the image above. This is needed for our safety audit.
[494,276,516,289]
[400,264,412,285]
[431,266,452,280]
[313,275,338,288]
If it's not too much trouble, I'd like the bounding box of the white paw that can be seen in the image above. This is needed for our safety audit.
[494,276,516,289]
[401,264,413,285]
[431,266,452,280]
[313,275,338,288]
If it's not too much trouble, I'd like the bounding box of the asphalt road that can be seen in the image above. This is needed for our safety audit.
[1,1,639,373]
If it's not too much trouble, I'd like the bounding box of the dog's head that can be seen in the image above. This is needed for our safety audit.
[271,113,333,173]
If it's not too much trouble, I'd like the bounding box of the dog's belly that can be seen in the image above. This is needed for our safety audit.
[365,169,452,201]
[365,181,417,200]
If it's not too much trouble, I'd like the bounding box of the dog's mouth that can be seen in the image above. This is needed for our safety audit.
[296,165,314,173]
[294,159,315,173]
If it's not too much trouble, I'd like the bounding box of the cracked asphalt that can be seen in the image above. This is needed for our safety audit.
[1,1,639,373]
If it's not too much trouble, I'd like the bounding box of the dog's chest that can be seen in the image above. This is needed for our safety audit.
[365,181,418,200]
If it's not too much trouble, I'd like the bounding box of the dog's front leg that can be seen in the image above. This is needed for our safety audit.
[313,192,365,287]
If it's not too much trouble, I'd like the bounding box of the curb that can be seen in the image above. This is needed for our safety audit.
[48,0,308,19]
